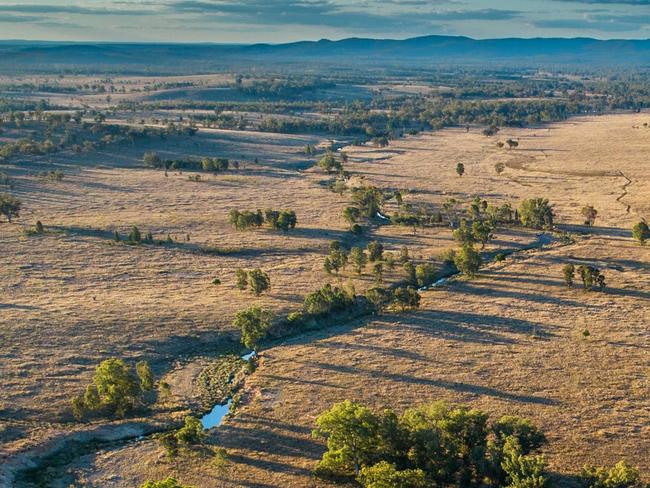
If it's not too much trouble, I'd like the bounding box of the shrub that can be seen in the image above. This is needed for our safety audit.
[632,221,649,245]
[456,162,465,176]
[35,220,44,233]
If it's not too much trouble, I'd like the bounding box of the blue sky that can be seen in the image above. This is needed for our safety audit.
[0,0,648,42]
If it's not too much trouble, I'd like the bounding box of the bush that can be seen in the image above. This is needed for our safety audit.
[415,263,436,287]
[632,221,649,245]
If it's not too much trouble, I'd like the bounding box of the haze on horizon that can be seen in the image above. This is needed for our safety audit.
[0,0,648,44]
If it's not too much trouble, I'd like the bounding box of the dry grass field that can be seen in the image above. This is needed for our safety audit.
[1,112,649,486]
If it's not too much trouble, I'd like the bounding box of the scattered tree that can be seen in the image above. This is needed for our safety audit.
[0,193,21,222]
[519,198,553,230]
[234,306,273,350]
[456,162,465,177]
[632,221,649,245]
[562,264,575,287]
[582,206,598,226]
[454,245,482,277]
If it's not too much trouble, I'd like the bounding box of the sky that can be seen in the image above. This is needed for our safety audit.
[0,0,648,43]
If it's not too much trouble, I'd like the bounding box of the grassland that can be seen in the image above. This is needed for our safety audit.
[1,105,648,487]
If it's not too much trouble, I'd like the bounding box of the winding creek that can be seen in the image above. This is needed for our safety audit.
[7,231,561,487]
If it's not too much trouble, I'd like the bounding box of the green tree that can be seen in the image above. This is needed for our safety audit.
[343,206,361,228]
[136,360,154,391]
[357,461,427,488]
[142,152,162,168]
[92,358,142,417]
[367,241,384,261]
[366,287,391,314]
[234,306,273,350]
[392,286,420,311]
[349,247,368,274]
[373,263,384,283]
[472,220,495,249]
[247,268,271,296]
[562,264,575,287]
[453,220,476,246]
[403,261,417,286]
[456,162,465,176]
[175,415,206,446]
[581,205,598,226]
[0,193,21,222]
[580,461,642,488]
[415,263,436,288]
[128,225,141,243]
[632,221,649,245]
[501,438,548,488]
[141,477,192,488]
[318,153,342,174]
[519,198,553,230]
[454,245,482,277]
[313,400,382,476]
[235,268,248,290]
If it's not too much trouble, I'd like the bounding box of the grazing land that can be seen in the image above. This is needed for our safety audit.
[0,63,649,488]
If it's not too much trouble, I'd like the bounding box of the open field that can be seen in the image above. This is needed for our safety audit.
[2,107,648,486]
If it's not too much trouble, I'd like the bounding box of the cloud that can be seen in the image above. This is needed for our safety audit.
[530,18,639,31]
[0,4,152,15]
[167,1,520,32]
[548,0,650,4]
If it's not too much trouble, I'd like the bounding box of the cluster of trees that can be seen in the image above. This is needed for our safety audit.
[235,268,271,296]
[71,358,155,420]
[0,113,189,160]
[228,208,297,231]
[114,225,154,245]
[313,400,548,487]
[519,198,554,230]
[318,151,347,174]
[143,152,230,172]
[563,264,606,292]
[343,186,385,233]
[313,400,644,488]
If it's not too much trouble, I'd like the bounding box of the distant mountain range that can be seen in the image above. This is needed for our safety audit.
[1,35,649,73]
